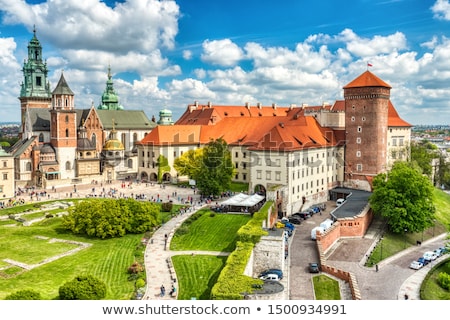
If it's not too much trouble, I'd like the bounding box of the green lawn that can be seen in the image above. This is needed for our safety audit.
[0,217,142,300]
[312,275,341,300]
[420,259,450,300]
[170,210,251,252]
[171,255,228,300]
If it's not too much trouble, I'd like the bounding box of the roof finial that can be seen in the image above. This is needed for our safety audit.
[33,24,36,35]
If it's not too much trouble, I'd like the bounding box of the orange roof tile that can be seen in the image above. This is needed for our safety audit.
[343,71,391,89]
[388,101,412,127]
[137,125,202,145]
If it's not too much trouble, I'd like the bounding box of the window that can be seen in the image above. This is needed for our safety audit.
[356,164,362,171]
[39,133,44,142]
[243,152,247,158]
[2,173,7,180]
[351,116,355,122]
[128,159,133,168]
[356,151,361,157]
[26,162,32,171]
[392,138,397,146]
[243,174,247,180]
[65,161,71,170]
[3,161,6,168]
[235,152,238,157]
[242,163,247,169]
[356,137,361,144]
[266,171,271,180]
[399,138,404,146]
[65,115,69,123]
[276,172,281,181]
[65,129,69,137]
[235,162,239,169]
[36,76,42,86]
[357,126,362,133]
[257,170,262,179]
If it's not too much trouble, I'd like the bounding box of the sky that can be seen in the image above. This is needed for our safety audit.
[0,0,450,125]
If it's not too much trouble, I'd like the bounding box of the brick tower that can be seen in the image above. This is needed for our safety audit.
[50,72,77,180]
[343,70,392,191]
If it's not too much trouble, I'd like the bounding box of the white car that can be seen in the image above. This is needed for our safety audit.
[259,273,280,281]
[409,260,424,270]
[423,251,438,261]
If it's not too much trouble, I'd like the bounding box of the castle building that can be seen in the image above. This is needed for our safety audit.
[136,72,411,215]
[9,29,157,189]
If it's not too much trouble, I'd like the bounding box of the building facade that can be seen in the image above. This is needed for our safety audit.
[136,71,411,215]
[9,29,157,189]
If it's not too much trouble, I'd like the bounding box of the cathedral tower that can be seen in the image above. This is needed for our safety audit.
[343,70,391,191]
[19,27,52,138]
[50,72,77,179]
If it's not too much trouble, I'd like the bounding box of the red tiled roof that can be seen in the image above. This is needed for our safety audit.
[137,125,202,145]
[343,71,391,89]
[388,101,412,127]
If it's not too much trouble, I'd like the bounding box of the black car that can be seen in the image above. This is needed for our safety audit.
[292,212,311,220]
[288,216,302,225]
[308,262,320,273]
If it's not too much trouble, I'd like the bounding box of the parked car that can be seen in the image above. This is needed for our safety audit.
[283,221,295,231]
[320,218,334,231]
[259,273,280,281]
[434,248,445,257]
[336,198,345,206]
[311,226,324,240]
[259,269,283,279]
[288,216,302,225]
[417,257,429,266]
[293,212,311,220]
[409,260,424,270]
[309,262,320,273]
[423,251,438,261]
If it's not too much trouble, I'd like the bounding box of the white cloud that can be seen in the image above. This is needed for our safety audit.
[182,50,192,60]
[336,29,408,57]
[431,0,450,20]
[0,0,180,52]
[201,39,244,67]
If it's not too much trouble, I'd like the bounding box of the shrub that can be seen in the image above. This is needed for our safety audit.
[59,275,107,300]
[437,272,450,290]
[128,261,144,274]
[161,202,173,212]
[135,278,146,288]
[4,289,41,300]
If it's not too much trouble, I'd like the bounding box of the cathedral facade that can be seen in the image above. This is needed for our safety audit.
[9,29,156,189]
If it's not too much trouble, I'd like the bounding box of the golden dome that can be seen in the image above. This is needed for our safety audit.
[103,139,124,151]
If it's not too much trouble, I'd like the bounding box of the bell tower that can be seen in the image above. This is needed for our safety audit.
[343,70,391,191]
[50,72,77,179]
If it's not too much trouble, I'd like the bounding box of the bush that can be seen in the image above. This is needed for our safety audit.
[59,275,107,300]
[4,289,41,300]
[135,278,146,288]
[127,261,144,274]
[437,272,450,290]
[161,202,173,212]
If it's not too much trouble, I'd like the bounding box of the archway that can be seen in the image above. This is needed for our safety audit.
[150,173,158,181]
[140,172,149,182]
[254,184,266,196]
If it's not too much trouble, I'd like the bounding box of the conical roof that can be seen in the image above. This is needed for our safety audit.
[343,70,391,89]
[52,72,74,95]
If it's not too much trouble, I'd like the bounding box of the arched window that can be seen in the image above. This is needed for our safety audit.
[91,133,97,148]
[39,133,44,142]
[26,162,32,171]
[65,161,71,170]
[65,129,69,137]
[65,115,69,122]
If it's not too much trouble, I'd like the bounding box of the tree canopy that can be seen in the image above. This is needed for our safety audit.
[174,138,234,196]
[61,198,161,239]
[59,275,106,300]
[369,161,436,234]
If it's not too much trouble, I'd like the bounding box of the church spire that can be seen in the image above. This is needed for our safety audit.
[98,65,124,110]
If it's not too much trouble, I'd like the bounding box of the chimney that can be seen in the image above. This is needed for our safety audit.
[272,103,277,110]
[257,102,262,109]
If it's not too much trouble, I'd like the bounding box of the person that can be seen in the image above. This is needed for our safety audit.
[160,285,165,297]
[170,285,176,297]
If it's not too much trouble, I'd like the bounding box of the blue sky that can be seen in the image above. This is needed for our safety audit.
[0,0,450,125]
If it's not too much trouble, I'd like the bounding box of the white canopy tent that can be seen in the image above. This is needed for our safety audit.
[221,193,265,207]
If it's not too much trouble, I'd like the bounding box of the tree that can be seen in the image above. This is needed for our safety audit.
[173,148,203,179]
[157,154,170,182]
[59,275,107,300]
[4,289,41,300]
[410,140,438,176]
[369,161,436,234]
[61,198,160,239]
[195,138,234,196]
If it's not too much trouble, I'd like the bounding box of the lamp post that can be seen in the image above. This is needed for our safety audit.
[380,236,383,261]
[404,228,408,249]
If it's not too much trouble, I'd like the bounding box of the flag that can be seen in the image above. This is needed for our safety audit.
[367,62,373,67]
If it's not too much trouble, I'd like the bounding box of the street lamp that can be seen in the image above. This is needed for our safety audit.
[380,236,383,261]
[404,228,408,249]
